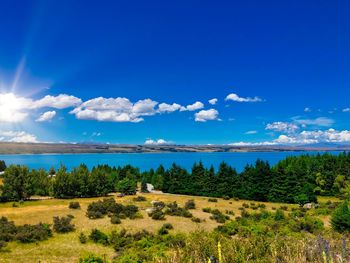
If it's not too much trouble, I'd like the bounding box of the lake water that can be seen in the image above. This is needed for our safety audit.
[0,151,342,172]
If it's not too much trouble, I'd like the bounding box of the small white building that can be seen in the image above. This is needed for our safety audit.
[146,183,154,192]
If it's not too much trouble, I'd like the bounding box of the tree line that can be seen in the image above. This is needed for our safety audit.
[0,152,350,204]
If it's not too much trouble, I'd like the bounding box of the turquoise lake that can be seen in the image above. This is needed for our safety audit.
[0,151,342,172]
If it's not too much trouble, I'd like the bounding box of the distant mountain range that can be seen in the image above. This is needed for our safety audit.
[0,142,349,154]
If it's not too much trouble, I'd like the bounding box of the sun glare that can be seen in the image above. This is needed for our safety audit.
[0,92,28,122]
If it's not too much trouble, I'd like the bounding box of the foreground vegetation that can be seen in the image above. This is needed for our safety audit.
[1,153,350,262]
[0,192,349,262]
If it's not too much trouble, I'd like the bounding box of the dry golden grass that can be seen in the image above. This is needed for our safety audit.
[0,193,332,263]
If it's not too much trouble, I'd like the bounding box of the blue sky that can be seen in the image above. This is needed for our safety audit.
[0,0,350,145]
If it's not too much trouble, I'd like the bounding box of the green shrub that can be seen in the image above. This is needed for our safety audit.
[165,202,192,218]
[16,223,52,243]
[242,203,249,208]
[162,223,173,230]
[208,198,218,203]
[0,217,17,242]
[79,232,87,244]
[133,196,147,202]
[331,201,350,233]
[79,254,104,263]
[110,215,121,224]
[0,240,6,251]
[222,195,230,200]
[191,217,202,223]
[150,209,165,220]
[274,209,285,221]
[280,205,288,211]
[53,216,75,233]
[158,223,173,235]
[210,209,230,223]
[89,229,109,245]
[291,217,324,234]
[202,207,212,213]
[123,205,139,219]
[69,202,80,209]
[184,199,196,210]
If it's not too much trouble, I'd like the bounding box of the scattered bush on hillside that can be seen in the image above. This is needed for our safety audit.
[69,201,80,209]
[110,215,121,224]
[165,202,192,218]
[191,217,202,223]
[331,201,350,233]
[208,198,218,203]
[149,209,165,220]
[184,199,196,210]
[79,254,104,263]
[209,209,230,223]
[89,229,109,246]
[16,223,52,243]
[158,223,174,235]
[0,217,17,242]
[133,196,147,202]
[79,232,87,244]
[202,207,211,213]
[53,216,75,233]
[86,198,138,221]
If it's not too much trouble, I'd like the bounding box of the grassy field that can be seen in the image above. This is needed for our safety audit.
[0,193,337,263]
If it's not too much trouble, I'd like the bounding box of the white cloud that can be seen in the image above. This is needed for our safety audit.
[0,93,80,123]
[70,97,158,123]
[245,130,258,135]
[225,93,262,103]
[229,141,277,146]
[0,131,38,143]
[182,101,204,111]
[158,103,182,113]
[293,117,334,127]
[266,122,299,133]
[33,94,82,109]
[144,138,172,145]
[36,111,56,122]
[195,109,219,122]
[304,107,311,112]
[232,128,350,146]
[343,108,350,112]
[208,98,218,105]
[132,99,158,116]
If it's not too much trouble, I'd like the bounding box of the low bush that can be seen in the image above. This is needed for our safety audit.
[202,207,212,213]
[89,229,109,246]
[79,254,104,263]
[150,209,165,220]
[210,209,230,223]
[165,202,192,218]
[158,223,173,235]
[86,198,138,221]
[208,198,218,203]
[191,217,202,223]
[222,195,230,200]
[280,205,288,211]
[331,201,350,233]
[110,215,121,224]
[79,232,87,244]
[242,203,249,208]
[69,201,80,209]
[53,216,75,233]
[133,196,147,202]
[16,223,52,243]
[0,217,17,242]
[184,199,196,210]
